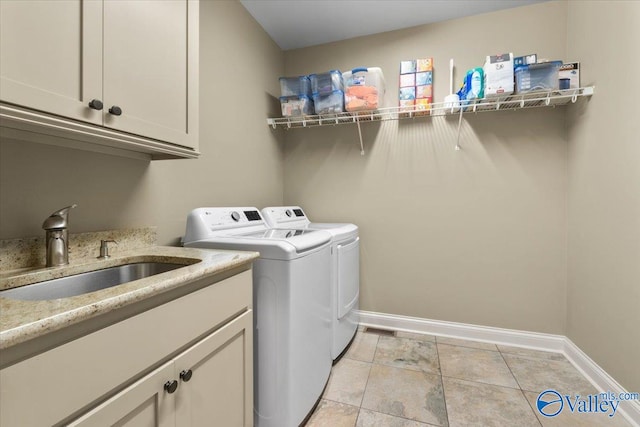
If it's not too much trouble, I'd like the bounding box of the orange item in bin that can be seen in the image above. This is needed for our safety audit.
[346,86,379,111]
[343,67,385,112]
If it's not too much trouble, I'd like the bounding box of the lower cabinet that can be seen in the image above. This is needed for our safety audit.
[69,311,252,427]
[69,361,176,427]
[0,269,253,427]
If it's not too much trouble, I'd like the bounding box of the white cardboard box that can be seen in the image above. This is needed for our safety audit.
[484,53,514,98]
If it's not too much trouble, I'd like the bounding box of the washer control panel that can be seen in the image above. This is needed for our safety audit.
[262,206,308,225]
[197,207,264,229]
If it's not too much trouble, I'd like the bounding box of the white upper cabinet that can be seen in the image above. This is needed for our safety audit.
[0,0,199,158]
[0,0,103,125]
[102,0,198,148]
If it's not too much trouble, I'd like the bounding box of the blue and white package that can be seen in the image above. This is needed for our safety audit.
[457,68,484,103]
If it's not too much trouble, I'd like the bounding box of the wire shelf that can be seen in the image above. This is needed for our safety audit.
[266,86,594,130]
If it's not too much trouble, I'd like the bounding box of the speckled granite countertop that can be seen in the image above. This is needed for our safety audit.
[0,246,259,350]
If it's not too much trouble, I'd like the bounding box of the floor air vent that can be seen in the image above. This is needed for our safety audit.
[363,327,396,336]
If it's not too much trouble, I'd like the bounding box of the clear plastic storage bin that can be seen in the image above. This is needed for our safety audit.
[312,90,344,114]
[280,95,314,116]
[343,67,385,112]
[279,76,311,97]
[515,61,562,93]
[309,70,343,96]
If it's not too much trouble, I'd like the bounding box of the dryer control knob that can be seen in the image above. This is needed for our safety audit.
[231,211,241,222]
[285,209,292,217]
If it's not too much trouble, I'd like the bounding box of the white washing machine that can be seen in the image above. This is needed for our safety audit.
[183,207,332,427]
[261,206,359,360]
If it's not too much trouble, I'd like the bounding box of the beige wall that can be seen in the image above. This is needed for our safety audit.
[566,2,640,392]
[283,1,569,334]
[0,0,284,246]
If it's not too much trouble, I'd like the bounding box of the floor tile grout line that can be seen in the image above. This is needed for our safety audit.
[320,396,361,410]
[370,332,380,363]
[440,373,524,392]
[519,389,544,427]
[355,360,373,408]
[359,407,443,427]
[497,349,525,390]
[498,349,568,363]
[434,338,451,427]
[357,334,377,410]
[435,336,499,352]
[497,348,544,427]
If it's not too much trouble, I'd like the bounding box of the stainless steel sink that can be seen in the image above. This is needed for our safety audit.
[0,262,186,301]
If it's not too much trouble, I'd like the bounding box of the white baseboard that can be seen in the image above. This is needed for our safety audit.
[563,338,640,426]
[356,310,640,426]
[357,310,567,351]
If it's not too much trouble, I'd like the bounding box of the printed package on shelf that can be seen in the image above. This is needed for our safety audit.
[484,53,514,98]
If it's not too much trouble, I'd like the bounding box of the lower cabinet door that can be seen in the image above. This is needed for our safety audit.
[68,361,176,427]
[174,311,253,427]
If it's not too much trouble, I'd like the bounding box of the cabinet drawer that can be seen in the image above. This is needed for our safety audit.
[0,270,251,426]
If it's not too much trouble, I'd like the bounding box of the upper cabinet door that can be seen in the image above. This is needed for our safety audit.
[0,0,103,125]
[103,0,199,150]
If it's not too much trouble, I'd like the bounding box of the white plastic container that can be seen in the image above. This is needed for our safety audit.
[343,67,385,112]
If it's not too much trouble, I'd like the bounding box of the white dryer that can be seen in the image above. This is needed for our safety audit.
[261,206,359,360]
[183,207,332,427]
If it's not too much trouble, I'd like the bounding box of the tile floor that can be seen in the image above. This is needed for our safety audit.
[304,328,634,427]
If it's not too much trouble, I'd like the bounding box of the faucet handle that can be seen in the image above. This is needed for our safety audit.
[43,204,77,230]
[97,239,118,259]
[50,204,77,217]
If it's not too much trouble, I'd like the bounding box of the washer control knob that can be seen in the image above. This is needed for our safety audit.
[285,209,292,217]
[231,211,241,222]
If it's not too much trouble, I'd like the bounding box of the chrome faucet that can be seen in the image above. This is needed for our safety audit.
[42,204,76,267]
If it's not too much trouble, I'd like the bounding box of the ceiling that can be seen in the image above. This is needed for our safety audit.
[240,0,548,51]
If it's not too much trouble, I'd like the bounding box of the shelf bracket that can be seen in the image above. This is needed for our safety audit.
[571,90,579,103]
[454,107,464,151]
[356,118,365,155]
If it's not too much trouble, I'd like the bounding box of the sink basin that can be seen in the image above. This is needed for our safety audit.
[0,262,186,301]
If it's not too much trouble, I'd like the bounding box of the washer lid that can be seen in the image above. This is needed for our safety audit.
[307,222,359,240]
[239,228,318,239]
[184,228,331,260]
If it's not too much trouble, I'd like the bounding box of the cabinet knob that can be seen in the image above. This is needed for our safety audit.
[180,369,193,382]
[164,380,178,394]
[108,105,123,116]
[88,99,103,110]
